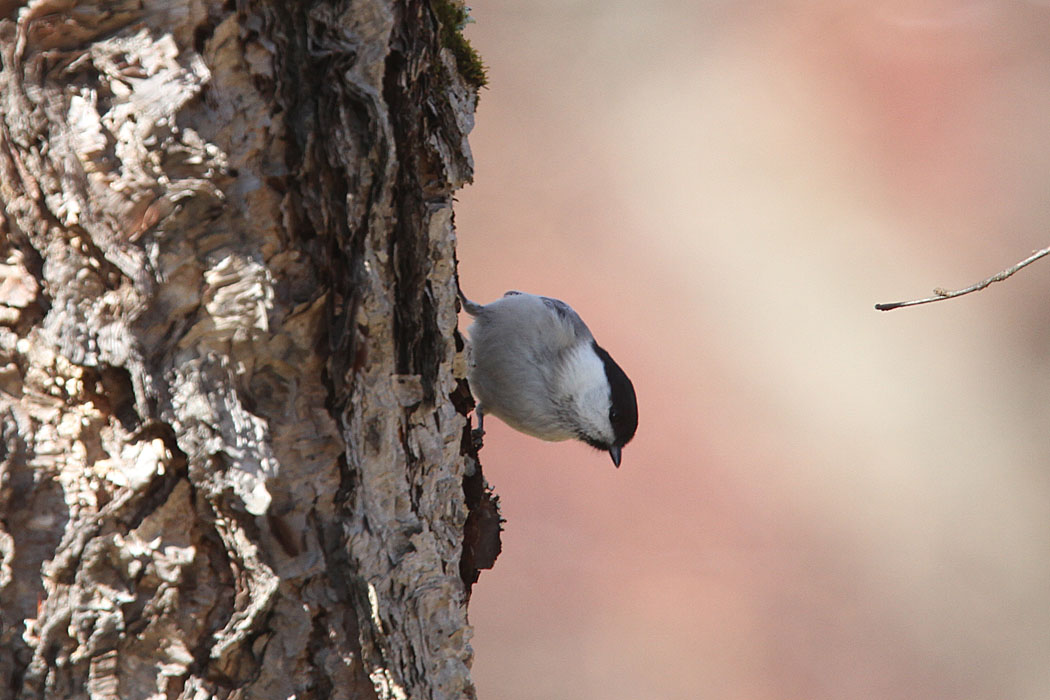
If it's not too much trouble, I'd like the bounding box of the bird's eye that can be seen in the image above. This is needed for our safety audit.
[610,408,619,420]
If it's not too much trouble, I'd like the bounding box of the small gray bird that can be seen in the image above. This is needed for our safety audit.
[459,290,638,467]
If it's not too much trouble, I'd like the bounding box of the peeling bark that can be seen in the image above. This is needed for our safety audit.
[0,1,499,698]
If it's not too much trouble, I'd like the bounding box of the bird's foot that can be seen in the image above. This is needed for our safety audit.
[470,427,485,451]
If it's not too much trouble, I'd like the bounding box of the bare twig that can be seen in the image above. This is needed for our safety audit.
[875,246,1050,311]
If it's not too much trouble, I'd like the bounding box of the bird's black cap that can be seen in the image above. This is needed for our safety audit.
[591,342,638,466]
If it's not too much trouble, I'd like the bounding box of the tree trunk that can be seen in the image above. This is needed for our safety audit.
[0,1,499,698]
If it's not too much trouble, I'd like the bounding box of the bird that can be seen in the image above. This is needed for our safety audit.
[459,289,638,467]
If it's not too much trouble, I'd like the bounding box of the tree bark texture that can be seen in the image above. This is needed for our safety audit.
[0,0,498,698]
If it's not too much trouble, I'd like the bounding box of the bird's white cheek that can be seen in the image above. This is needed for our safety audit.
[557,345,614,442]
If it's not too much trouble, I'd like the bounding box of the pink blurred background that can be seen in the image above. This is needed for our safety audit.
[453,2,1050,699]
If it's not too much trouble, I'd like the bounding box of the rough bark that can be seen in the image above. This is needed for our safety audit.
[0,1,498,698]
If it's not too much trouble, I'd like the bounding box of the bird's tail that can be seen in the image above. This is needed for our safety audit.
[457,285,485,316]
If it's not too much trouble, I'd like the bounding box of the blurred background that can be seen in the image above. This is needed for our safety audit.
[452,1,1050,698]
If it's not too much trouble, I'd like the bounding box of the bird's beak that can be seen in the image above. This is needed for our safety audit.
[609,446,622,468]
